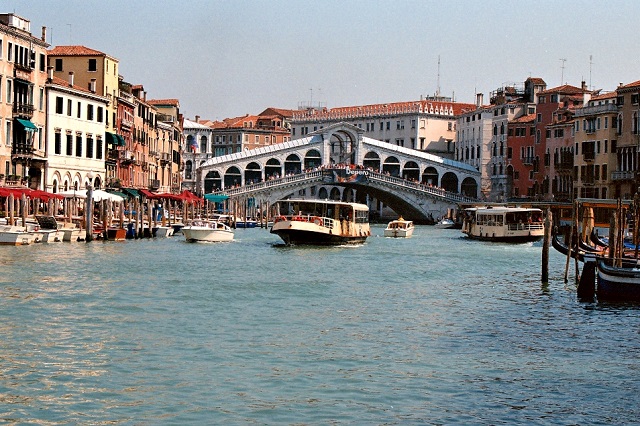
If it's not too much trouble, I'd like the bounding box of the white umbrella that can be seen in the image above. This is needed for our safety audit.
[56,189,124,202]
[92,189,124,202]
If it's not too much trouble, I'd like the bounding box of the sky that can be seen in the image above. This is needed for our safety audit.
[8,0,640,121]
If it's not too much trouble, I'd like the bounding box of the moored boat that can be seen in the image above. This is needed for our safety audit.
[596,258,640,302]
[270,199,370,245]
[182,220,234,242]
[384,217,414,238]
[461,206,544,242]
[0,225,37,246]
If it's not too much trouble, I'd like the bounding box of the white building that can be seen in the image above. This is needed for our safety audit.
[290,97,476,159]
[44,73,109,192]
[182,117,214,191]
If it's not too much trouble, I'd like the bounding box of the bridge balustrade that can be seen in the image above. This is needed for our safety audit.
[210,167,477,203]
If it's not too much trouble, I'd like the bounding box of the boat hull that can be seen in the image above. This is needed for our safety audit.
[464,232,543,243]
[0,228,36,246]
[597,260,640,302]
[383,228,414,238]
[271,228,367,245]
[153,226,174,237]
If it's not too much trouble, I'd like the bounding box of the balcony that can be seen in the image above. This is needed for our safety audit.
[522,156,534,165]
[149,179,160,190]
[119,150,134,163]
[583,151,595,162]
[574,103,619,117]
[13,102,34,118]
[611,170,635,181]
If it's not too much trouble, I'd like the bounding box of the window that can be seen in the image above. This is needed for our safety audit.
[88,58,97,72]
[5,120,11,146]
[96,138,103,159]
[386,121,390,130]
[86,136,93,158]
[537,113,542,123]
[77,102,81,118]
[54,58,62,71]
[97,106,103,122]
[6,79,11,103]
[7,42,12,61]
[67,99,72,116]
[66,133,73,155]
[54,132,61,154]
[55,96,63,114]
[76,134,82,157]
[87,104,94,120]
[39,88,44,110]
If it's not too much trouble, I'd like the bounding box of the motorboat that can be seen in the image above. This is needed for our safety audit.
[153,226,175,237]
[434,217,458,229]
[182,220,234,242]
[0,225,37,246]
[270,199,370,245]
[234,217,258,228]
[461,206,545,242]
[384,217,414,238]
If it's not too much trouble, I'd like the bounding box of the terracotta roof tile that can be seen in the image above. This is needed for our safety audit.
[148,99,180,106]
[47,45,107,57]
[510,113,536,124]
[48,76,104,97]
[538,84,587,96]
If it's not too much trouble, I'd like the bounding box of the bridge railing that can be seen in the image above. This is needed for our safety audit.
[211,167,478,203]
[365,170,477,203]
[212,171,323,196]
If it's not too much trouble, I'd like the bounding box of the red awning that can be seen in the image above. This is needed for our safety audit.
[138,188,158,199]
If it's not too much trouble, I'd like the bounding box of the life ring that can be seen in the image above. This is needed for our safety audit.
[312,217,322,226]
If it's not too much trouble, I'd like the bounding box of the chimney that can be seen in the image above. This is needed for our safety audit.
[68,71,74,87]
[47,66,53,82]
[90,78,96,93]
[582,81,587,91]
[195,115,200,123]
[41,26,47,42]
[476,93,484,107]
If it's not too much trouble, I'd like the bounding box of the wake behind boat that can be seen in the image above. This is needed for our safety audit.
[270,199,370,245]
[182,220,234,242]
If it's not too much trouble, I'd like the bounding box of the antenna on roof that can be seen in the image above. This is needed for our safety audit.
[589,55,593,90]
[559,58,567,85]
[437,55,441,97]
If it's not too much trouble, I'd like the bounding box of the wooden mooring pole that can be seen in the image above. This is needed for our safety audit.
[542,208,552,283]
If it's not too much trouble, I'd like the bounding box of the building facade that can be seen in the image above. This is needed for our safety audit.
[290,97,475,159]
[612,80,640,199]
[0,13,49,188]
[44,74,108,191]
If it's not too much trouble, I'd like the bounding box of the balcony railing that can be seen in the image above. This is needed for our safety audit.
[13,102,34,118]
[583,151,595,161]
[149,179,160,190]
[611,170,635,181]
[574,103,619,117]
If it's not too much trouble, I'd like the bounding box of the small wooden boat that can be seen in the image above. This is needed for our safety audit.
[384,217,415,238]
[596,258,640,302]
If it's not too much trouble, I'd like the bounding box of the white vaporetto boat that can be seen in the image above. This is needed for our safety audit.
[383,217,415,238]
[0,225,38,246]
[461,206,544,242]
[182,220,234,242]
[270,199,370,245]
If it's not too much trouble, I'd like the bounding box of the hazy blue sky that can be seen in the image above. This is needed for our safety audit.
[8,1,640,121]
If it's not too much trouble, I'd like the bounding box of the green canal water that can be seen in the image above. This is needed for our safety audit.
[1,225,638,424]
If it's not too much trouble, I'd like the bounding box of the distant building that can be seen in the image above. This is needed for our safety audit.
[0,13,49,188]
[290,97,476,159]
[611,80,640,198]
[573,91,618,199]
[147,98,183,193]
[182,108,295,192]
[534,83,592,200]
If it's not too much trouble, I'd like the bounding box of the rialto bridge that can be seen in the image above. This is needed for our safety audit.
[194,123,480,223]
